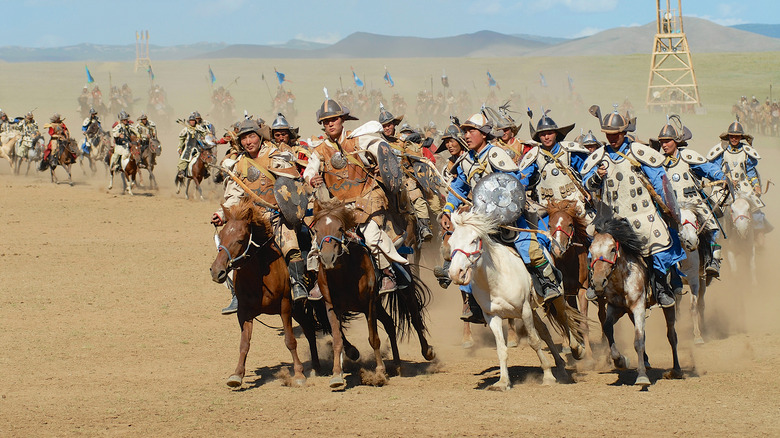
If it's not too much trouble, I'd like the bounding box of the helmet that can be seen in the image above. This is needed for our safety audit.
[719,120,752,143]
[118,110,130,121]
[460,111,494,139]
[529,110,575,142]
[436,116,467,153]
[236,119,271,141]
[655,115,692,147]
[187,114,197,122]
[378,102,403,125]
[50,113,62,123]
[316,99,358,123]
[579,130,603,148]
[137,113,147,121]
[271,113,290,131]
[193,111,202,119]
[589,104,635,134]
[89,107,98,116]
[25,112,33,120]
[0,110,6,118]
[398,123,416,134]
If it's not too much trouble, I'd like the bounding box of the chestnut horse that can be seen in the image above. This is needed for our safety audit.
[547,199,599,363]
[311,199,435,389]
[590,212,682,386]
[209,199,328,388]
[46,138,79,185]
[176,135,216,201]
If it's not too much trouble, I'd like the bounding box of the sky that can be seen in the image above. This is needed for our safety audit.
[2,0,779,48]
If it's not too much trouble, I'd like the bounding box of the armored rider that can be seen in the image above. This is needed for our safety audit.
[176,114,208,180]
[581,106,686,307]
[488,103,529,162]
[440,111,564,323]
[110,110,139,172]
[193,111,215,136]
[81,108,101,155]
[18,112,39,160]
[707,120,772,245]
[211,119,311,305]
[270,112,309,175]
[44,113,71,166]
[651,116,725,278]
[0,110,16,134]
[303,97,408,294]
[136,113,158,153]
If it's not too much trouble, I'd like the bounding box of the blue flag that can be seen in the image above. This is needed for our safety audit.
[209,66,216,84]
[539,72,548,88]
[275,69,286,85]
[486,71,497,87]
[85,66,95,84]
[147,65,155,81]
[352,68,364,87]
[383,70,394,87]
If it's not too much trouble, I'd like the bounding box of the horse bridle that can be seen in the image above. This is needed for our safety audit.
[451,238,484,268]
[550,223,574,254]
[215,224,273,272]
[590,241,620,276]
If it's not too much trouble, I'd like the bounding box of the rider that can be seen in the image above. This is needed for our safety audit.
[211,119,311,303]
[0,110,16,134]
[110,110,139,172]
[271,112,309,175]
[44,113,71,166]
[303,97,409,294]
[490,103,530,162]
[176,114,208,181]
[707,120,772,246]
[193,111,215,136]
[18,112,39,160]
[136,113,158,158]
[81,108,101,155]
[582,107,686,308]
[440,110,564,323]
[651,116,725,278]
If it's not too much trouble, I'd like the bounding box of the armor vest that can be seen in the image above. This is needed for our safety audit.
[234,152,278,206]
[722,147,753,193]
[314,134,375,202]
[601,153,671,257]
[663,155,702,204]
[534,147,585,210]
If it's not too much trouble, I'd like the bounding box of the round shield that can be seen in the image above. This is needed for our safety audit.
[472,172,526,225]
[273,176,309,224]
[376,141,403,194]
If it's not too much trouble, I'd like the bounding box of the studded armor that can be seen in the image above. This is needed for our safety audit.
[519,142,588,211]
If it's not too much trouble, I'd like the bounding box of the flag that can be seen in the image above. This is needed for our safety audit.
[351,67,364,87]
[383,69,394,87]
[85,66,95,84]
[486,71,497,87]
[147,65,155,81]
[209,66,216,84]
[274,68,286,85]
[567,74,574,93]
[539,72,548,88]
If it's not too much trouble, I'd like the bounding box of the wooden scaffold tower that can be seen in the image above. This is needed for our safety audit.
[646,0,702,112]
[134,30,151,73]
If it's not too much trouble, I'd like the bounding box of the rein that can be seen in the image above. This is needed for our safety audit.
[590,241,619,270]
[216,224,274,271]
[451,238,484,267]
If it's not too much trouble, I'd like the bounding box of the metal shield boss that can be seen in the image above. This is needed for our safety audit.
[273,176,308,224]
[661,173,680,224]
[377,141,403,194]
[472,172,526,225]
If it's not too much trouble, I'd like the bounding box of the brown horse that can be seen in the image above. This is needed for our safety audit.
[136,138,160,190]
[108,142,140,195]
[311,198,435,389]
[46,138,78,185]
[176,145,214,201]
[210,199,328,388]
[546,199,599,364]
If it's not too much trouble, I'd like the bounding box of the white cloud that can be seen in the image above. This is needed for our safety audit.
[293,33,342,45]
[688,14,747,27]
[572,27,603,38]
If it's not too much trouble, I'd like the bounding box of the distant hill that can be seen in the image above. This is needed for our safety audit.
[731,24,780,39]
[268,39,329,50]
[511,33,570,45]
[527,17,780,56]
[0,42,227,62]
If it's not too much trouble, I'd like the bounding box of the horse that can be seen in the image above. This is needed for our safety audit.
[0,131,20,167]
[176,135,215,201]
[546,199,599,363]
[209,198,327,388]
[447,210,585,390]
[311,198,435,389]
[677,203,712,345]
[589,213,682,386]
[43,138,78,185]
[13,134,44,175]
[108,141,140,195]
[79,121,111,175]
[725,195,757,286]
[136,138,161,190]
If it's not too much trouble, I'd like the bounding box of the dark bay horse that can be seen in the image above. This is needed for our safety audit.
[311,199,435,389]
[210,198,327,388]
[547,199,598,363]
[45,138,78,185]
[590,212,682,386]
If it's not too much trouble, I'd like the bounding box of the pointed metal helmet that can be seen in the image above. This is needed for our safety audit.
[316,99,358,123]
[0,110,6,118]
[482,105,514,137]
[50,113,62,122]
[656,115,692,146]
[137,112,147,121]
[437,116,467,153]
[589,104,635,134]
[460,110,495,139]
[580,130,603,148]
[719,119,752,143]
[236,118,271,141]
[118,110,130,121]
[529,109,575,142]
[378,102,403,125]
[271,113,290,130]
[89,107,97,116]
[193,111,202,119]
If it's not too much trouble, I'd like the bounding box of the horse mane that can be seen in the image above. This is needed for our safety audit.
[451,210,501,239]
[546,199,589,243]
[230,197,273,231]
[593,209,644,260]
[312,198,357,230]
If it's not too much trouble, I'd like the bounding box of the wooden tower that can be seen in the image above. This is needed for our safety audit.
[646,0,701,111]
[134,30,151,73]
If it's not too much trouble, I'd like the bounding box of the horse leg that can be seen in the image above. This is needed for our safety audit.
[551,296,585,360]
[320,279,345,389]
[628,305,651,386]
[293,304,321,377]
[662,306,683,380]
[196,179,205,201]
[603,304,629,371]
[461,290,474,349]
[689,271,704,345]
[185,179,191,200]
[506,318,519,348]
[522,305,556,386]
[66,164,73,186]
[577,287,596,367]
[108,170,114,190]
[227,319,253,387]
[400,286,435,361]
[486,314,511,391]
[280,300,306,386]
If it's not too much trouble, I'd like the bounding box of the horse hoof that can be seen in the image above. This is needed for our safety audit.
[345,345,360,362]
[506,339,518,348]
[423,346,436,361]
[293,377,307,387]
[694,337,705,345]
[663,369,684,380]
[542,376,556,386]
[635,375,651,386]
[226,375,243,388]
[615,355,630,370]
[571,343,585,361]
[329,375,345,390]
[488,382,509,391]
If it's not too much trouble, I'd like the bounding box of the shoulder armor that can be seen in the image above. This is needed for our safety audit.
[706,143,724,161]
[487,145,519,172]
[581,147,606,175]
[517,146,539,171]
[743,145,761,160]
[679,149,706,165]
[630,142,664,167]
[560,141,589,154]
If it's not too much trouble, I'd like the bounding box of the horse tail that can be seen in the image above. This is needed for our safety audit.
[383,268,431,341]
[544,300,587,346]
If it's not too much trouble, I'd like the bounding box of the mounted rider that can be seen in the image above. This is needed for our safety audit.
[0,110,17,134]
[211,119,312,304]
[176,113,209,180]
[650,116,725,278]
[193,111,215,136]
[81,107,102,155]
[488,103,530,162]
[136,113,158,155]
[271,112,309,175]
[440,110,565,323]
[707,120,772,245]
[303,97,409,294]
[17,112,40,159]
[581,106,686,307]
[110,110,139,172]
[43,113,73,166]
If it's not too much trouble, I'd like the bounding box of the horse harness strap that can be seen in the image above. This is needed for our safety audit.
[216,225,274,270]
[590,241,619,270]
[451,238,484,266]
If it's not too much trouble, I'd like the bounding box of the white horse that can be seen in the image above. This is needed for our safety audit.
[725,195,757,286]
[677,203,708,344]
[448,210,583,390]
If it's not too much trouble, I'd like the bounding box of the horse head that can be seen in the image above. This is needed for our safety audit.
[730,196,753,239]
[210,199,271,283]
[678,204,700,251]
[448,211,496,286]
[547,199,583,259]
[311,199,355,270]
[590,214,644,294]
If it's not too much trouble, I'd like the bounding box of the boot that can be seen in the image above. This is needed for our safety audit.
[433,259,452,289]
[705,243,721,278]
[221,293,238,315]
[531,262,563,303]
[652,270,676,308]
[417,218,434,243]
[288,259,309,302]
[379,267,397,294]
[670,268,684,296]
[460,293,486,324]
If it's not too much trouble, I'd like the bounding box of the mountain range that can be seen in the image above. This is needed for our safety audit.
[1,19,778,62]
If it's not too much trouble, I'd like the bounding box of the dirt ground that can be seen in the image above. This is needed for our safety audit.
[2,122,780,437]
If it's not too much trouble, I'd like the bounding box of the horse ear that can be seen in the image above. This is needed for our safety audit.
[221,204,232,222]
